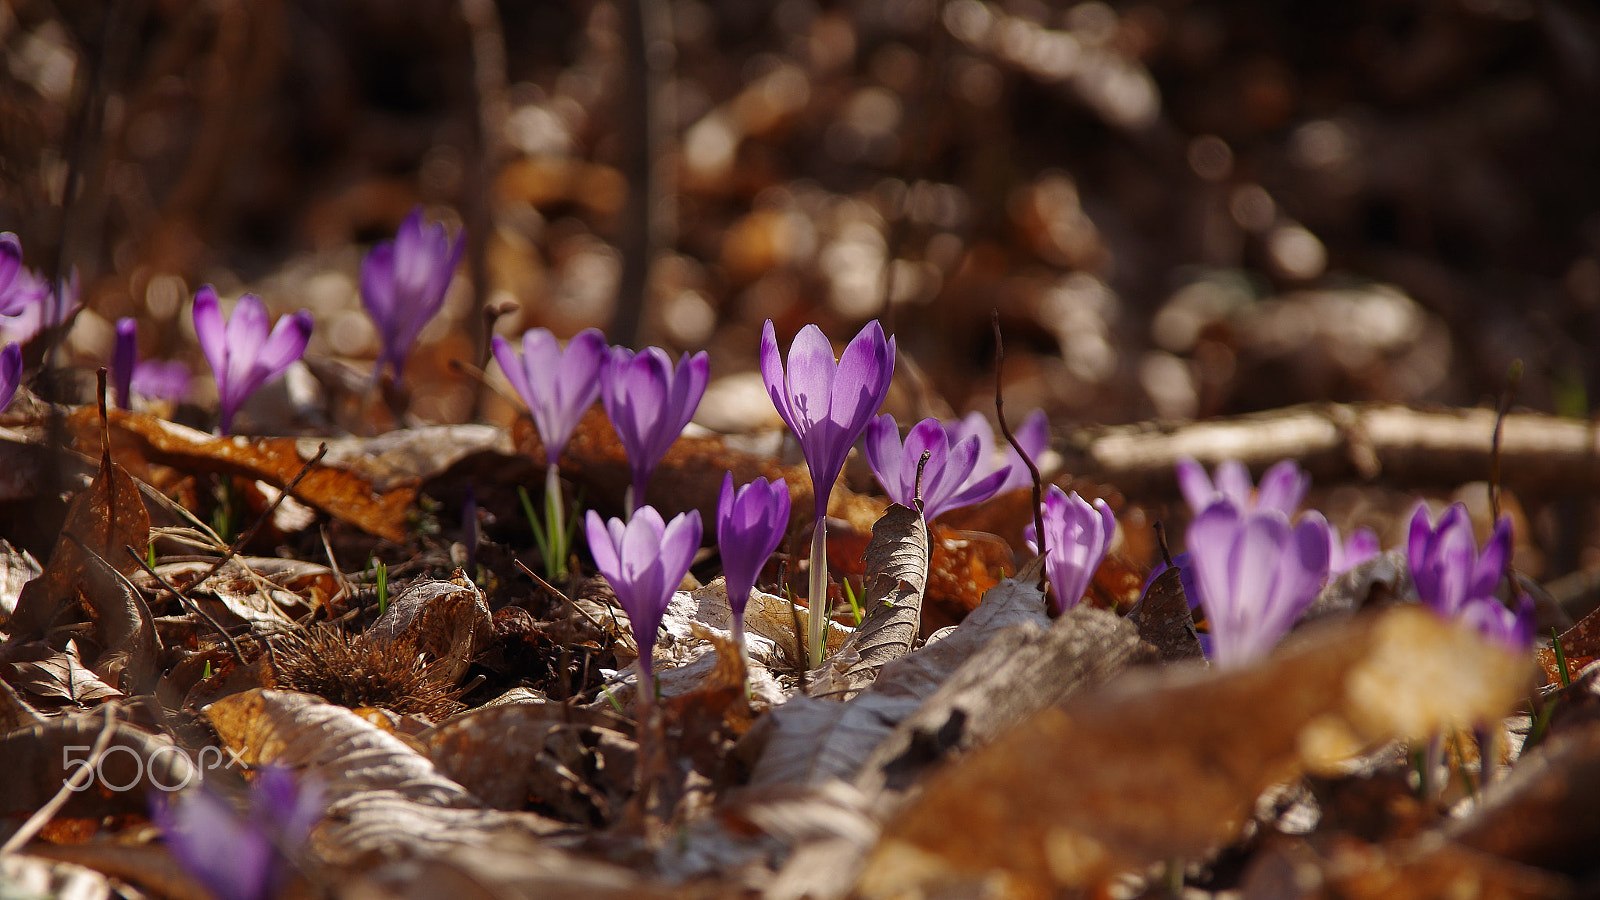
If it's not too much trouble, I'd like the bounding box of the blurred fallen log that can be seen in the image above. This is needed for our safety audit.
[1062,403,1600,498]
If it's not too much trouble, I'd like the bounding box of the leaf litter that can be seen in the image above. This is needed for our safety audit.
[0,393,1588,900]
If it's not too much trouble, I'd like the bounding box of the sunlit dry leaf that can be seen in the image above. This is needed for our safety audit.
[69,407,414,542]
[1305,549,1411,623]
[809,504,928,700]
[924,525,1014,627]
[1539,600,1600,686]
[0,539,41,620]
[750,565,1061,790]
[205,689,564,864]
[860,607,1532,897]
[857,601,1144,801]
[367,575,492,686]
[5,640,124,706]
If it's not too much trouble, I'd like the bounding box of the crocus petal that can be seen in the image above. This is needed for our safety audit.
[1255,459,1310,514]
[587,506,702,679]
[497,328,607,466]
[192,286,228,392]
[112,318,137,410]
[1214,460,1253,508]
[257,309,314,376]
[359,243,397,323]
[782,325,838,437]
[0,342,20,413]
[1175,457,1214,514]
[1470,515,1512,599]
[158,792,276,900]
[830,320,894,437]
[602,346,708,504]
[759,320,800,436]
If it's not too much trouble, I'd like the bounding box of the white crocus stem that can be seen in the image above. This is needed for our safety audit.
[808,515,828,667]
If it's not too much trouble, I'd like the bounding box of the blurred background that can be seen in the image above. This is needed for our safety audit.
[2,0,1599,431]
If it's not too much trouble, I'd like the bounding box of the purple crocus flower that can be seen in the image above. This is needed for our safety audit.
[132,359,193,404]
[1186,501,1331,668]
[360,207,465,379]
[1176,456,1309,516]
[1330,525,1380,575]
[1406,502,1511,619]
[760,318,894,666]
[0,342,21,413]
[0,234,27,316]
[602,346,710,513]
[0,267,80,346]
[717,472,790,635]
[943,408,1050,494]
[113,318,139,410]
[761,319,896,521]
[193,286,313,434]
[585,505,702,702]
[1023,485,1118,612]
[153,766,322,900]
[866,415,1008,522]
[1460,594,1535,651]
[493,328,609,467]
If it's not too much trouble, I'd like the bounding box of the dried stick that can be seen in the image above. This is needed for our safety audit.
[992,311,1046,574]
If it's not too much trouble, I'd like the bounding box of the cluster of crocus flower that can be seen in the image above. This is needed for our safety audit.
[153,766,322,900]
[760,319,895,666]
[193,286,314,435]
[1407,502,1533,649]
[360,207,464,382]
[493,327,710,575]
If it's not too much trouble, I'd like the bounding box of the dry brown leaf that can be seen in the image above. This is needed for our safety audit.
[749,566,1057,789]
[0,539,41,621]
[3,428,150,645]
[0,711,198,821]
[205,689,564,865]
[366,575,492,686]
[1127,565,1202,662]
[859,606,1532,897]
[809,504,928,700]
[857,601,1145,802]
[1446,718,1600,876]
[0,854,116,900]
[68,407,414,542]
[421,702,634,820]
[4,640,125,706]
